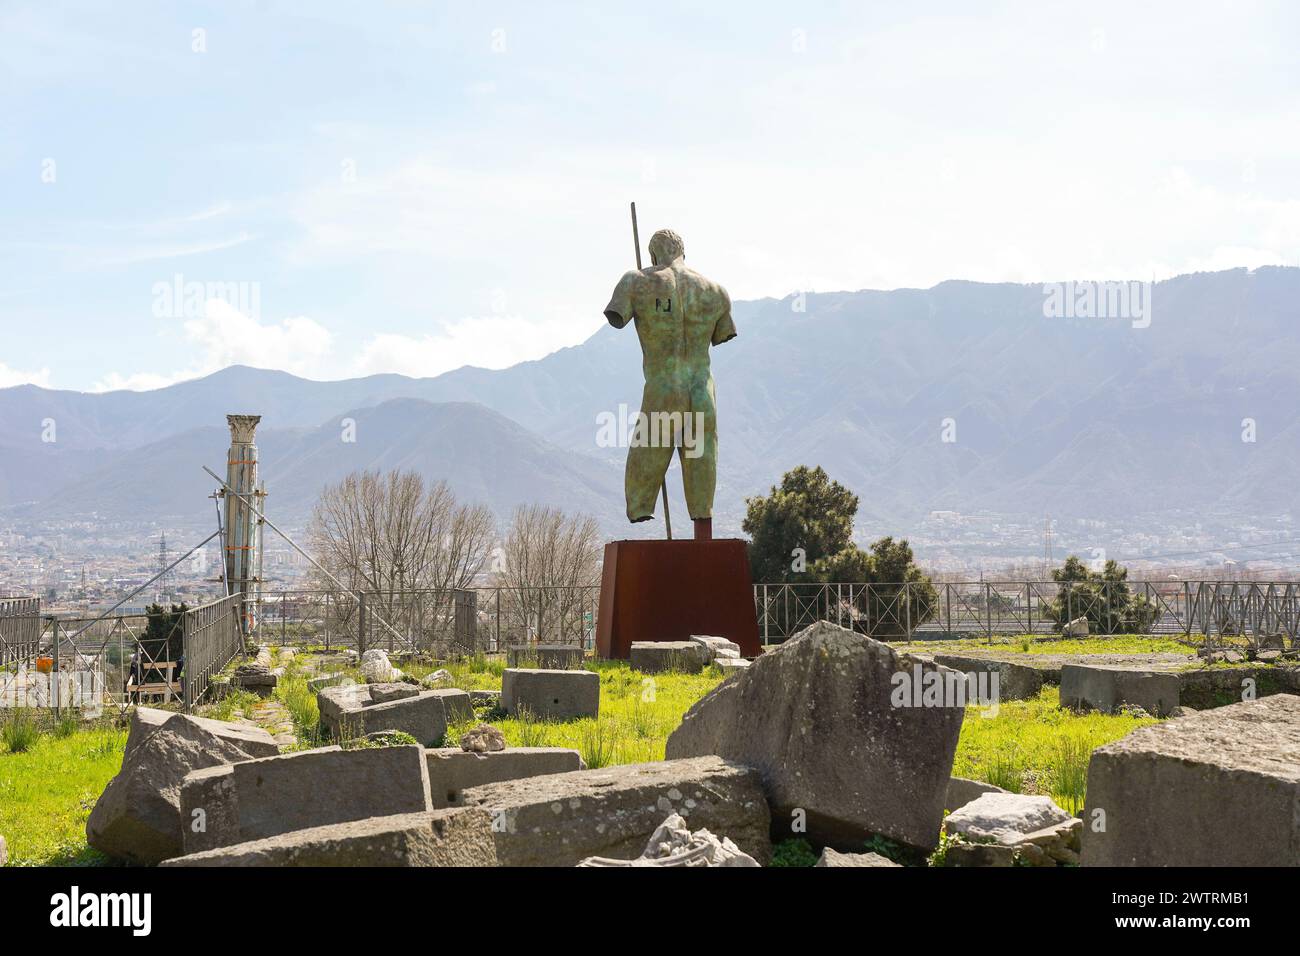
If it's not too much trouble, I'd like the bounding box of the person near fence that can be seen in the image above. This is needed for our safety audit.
[125,646,141,704]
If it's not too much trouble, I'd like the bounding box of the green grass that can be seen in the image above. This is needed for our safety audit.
[0,647,1171,866]
[270,653,324,748]
[895,634,1197,656]
[0,717,127,865]
[951,686,1158,815]
[770,838,819,867]
[203,687,262,722]
[1,710,41,753]
[447,660,723,765]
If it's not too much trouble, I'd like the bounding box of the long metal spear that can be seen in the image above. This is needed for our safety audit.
[630,201,673,540]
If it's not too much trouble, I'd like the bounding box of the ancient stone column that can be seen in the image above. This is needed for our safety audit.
[223,415,262,630]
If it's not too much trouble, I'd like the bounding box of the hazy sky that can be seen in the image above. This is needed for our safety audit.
[2,0,1297,392]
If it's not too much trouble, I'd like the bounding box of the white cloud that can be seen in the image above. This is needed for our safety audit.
[353,309,585,379]
[0,363,52,388]
[181,299,333,375]
[93,299,334,392]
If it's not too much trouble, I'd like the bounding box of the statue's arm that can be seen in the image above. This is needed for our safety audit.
[710,287,737,345]
[603,270,640,329]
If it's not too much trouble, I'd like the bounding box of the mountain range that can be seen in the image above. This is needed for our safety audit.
[2,266,1297,538]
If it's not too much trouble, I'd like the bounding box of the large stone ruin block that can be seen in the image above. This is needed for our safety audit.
[666,620,964,850]
[506,644,585,670]
[945,776,1009,813]
[317,682,471,744]
[87,714,258,865]
[713,657,750,675]
[162,809,498,867]
[500,668,599,720]
[1060,664,1179,717]
[425,746,585,808]
[629,640,709,674]
[460,755,770,866]
[1082,694,1300,866]
[691,634,743,660]
[179,744,432,854]
[816,848,900,867]
[943,792,1081,867]
[125,706,280,759]
[931,654,1045,702]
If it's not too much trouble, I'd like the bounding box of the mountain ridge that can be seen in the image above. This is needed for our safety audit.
[3,266,1297,536]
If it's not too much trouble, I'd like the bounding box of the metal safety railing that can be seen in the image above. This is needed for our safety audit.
[754,580,1300,645]
[253,586,600,655]
[181,593,246,710]
[0,596,41,667]
[1,594,247,714]
[7,576,1295,716]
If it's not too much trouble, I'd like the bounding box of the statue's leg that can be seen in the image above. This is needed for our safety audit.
[678,412,717,521]
[626,439,673,523]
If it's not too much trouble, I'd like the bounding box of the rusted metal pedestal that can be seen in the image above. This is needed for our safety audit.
[595,538,761,659]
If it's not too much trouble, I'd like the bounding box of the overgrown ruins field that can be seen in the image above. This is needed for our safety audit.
[2,631,1230,867]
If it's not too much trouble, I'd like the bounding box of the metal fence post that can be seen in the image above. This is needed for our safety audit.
[985,583,992,643]
[904,582,912,639]
[357,592,367,653]
[53,619,61,717]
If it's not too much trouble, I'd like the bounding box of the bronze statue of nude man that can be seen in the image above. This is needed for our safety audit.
[603,228,736,540]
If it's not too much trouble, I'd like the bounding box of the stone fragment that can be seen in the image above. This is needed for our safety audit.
[815,848,901,867]
[461,756,770,867]
[629,641,709,674]
[945,776,1009,812]
[125,706,279,760]
[360,648,398,682]
[1060,664,1179,717]
[1082,694,1300,866]
[179,744,432,853]
[578,812,759,867]
[87,716,255,864]
[426,746,585,808]
[318,683,464,745]
[944,792,1073,845]
[666,621,963,850]
[459,724,506,753]
[500,668,599,720]
[162,809,497,867]
[932,654,1045,702]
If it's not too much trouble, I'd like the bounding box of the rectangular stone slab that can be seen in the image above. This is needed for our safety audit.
[629,641,709,674]
[501,668,599,720]
[932,654,1045,702]
[425,747,584,808]
[126,706,279,759]
[460,756,770,866]
[1060,663,1180,716]
[1082,694,1300,866]
[161,809,497,867]
[180,744,433,853]
[319,685,453,745]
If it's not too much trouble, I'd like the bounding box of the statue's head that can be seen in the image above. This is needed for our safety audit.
[648,229,685,266]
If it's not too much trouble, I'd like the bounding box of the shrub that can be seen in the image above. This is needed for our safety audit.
[1,710,40,753]
[769,838,819,867]
[578,720,622,769]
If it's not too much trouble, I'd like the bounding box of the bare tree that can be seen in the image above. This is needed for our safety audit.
[308,470,494,648]
[497,505,601,644]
